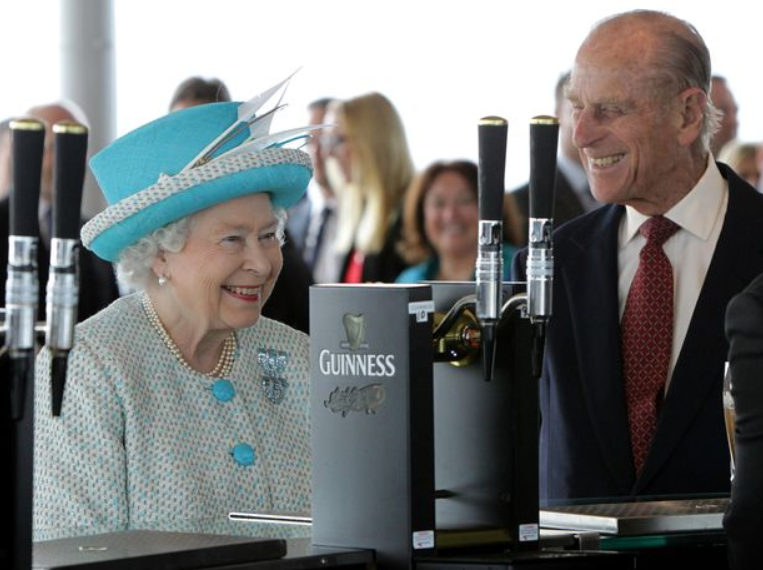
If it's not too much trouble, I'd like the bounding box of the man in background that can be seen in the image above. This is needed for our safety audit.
[709,75,739,157]
[0,102,119,321]
[287,97,342,283]
[512,72,597,244]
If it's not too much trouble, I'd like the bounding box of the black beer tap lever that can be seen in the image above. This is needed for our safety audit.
[46,121,88,416]
[527,116,559,378]
[476,116,508,382]
[6,119,45,421]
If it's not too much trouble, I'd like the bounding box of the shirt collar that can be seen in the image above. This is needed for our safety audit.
[621,156,725,246]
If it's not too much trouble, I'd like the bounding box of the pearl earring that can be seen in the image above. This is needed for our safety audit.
[158,276,167,286]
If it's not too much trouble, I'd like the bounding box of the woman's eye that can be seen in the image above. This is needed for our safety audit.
[222,235,242,244]
[260,231,279,243]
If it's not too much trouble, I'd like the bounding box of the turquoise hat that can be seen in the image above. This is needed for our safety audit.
[82,100,312,262]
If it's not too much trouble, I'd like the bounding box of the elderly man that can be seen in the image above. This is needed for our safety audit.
[514,10,763,502]
[709,75,739,157]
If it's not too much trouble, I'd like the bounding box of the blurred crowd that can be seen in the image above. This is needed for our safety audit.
[0,71,758,333]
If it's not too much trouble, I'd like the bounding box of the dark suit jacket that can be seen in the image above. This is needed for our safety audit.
[513,163,763,502]
[261,232,313,334]
[0,198,119,323]
[513,168,593,246]
[286,194,312,255]
[724,272,763,570]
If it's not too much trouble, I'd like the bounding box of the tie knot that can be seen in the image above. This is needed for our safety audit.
[639,216,679,247]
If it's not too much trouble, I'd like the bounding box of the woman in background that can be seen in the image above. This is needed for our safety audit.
[396,160,522,282]
[322,92,414,283]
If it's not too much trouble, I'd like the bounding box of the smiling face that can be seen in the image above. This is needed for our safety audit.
[567,19,707,215]
[422,170,479,260]
[155,193,283,336]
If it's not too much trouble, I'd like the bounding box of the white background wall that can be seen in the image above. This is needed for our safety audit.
[2,0,761,190]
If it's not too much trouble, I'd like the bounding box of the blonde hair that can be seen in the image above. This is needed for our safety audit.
[333,93,415,255]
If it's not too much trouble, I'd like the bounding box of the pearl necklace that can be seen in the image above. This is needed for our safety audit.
[142,293,237,378]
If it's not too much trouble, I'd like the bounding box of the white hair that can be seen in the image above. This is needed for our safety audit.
[115,207,287,291]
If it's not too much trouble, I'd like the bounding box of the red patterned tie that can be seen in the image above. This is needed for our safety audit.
[621,215,680,475]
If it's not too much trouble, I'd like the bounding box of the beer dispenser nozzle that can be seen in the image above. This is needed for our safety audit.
[526,116,559,378]
[46,121,88,416]
[475,117,508,382]
[5,119,45,420]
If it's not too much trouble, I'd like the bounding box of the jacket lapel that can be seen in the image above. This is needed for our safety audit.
[562,205,636,493]
[636,167,763,491]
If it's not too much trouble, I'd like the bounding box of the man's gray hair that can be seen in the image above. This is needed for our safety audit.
[593,10,722,151]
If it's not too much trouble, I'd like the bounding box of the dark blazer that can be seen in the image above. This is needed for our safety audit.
[285,194,312,255]
[724,272,763,570]
[0,198,119,323]
[261,232,313,334]
[513,168,593,246]
[513,163,763,502]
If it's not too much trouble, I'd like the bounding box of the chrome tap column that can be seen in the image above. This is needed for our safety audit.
[3,117,45,570]
[476,116,508,382]
[526,116,559,378]
[46,121,88,416]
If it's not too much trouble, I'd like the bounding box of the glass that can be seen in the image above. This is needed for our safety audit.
[722,361,736,481]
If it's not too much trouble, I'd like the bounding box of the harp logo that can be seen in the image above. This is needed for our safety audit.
[341,313,367,351]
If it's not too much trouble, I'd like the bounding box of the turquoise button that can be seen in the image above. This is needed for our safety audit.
[232,443,255,466]
[212,379,235,402]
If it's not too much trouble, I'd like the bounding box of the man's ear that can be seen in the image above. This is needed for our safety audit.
[677,87,706,148]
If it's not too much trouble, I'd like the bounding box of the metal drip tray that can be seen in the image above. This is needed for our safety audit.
[540,497,728,536]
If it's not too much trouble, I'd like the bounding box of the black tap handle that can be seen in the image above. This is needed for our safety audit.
[10,119,45,237]
[52,121,88,239]
[478,117,508,221]
[529,116,559,221]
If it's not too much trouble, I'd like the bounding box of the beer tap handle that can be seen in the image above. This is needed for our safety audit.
[47,121,88,416]
[527,116,559,378]
[10,119,44,238]
[7,118,45,421]
[476,116,508,382]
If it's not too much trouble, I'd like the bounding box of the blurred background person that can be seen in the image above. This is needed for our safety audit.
[0,102,119,322]
[724,271,763,569]
[0,118,12,199]
[169,76,231,111]
[287,97,343,283]
[512,71,597,244]
[718,140,760,188]
[396,159,521,282]
[323,92,414,283]
[709,75,739,157]
[34,96,312,541]
[166,76,313,332]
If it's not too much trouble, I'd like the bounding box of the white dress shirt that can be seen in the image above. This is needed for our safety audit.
[618,157,728,390]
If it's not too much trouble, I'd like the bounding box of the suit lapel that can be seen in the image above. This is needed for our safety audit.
[562,205,636,493]
[636,168,763,491]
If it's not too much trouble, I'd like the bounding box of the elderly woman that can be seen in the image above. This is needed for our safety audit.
[33,91,312,540]
[396,160,522,282]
